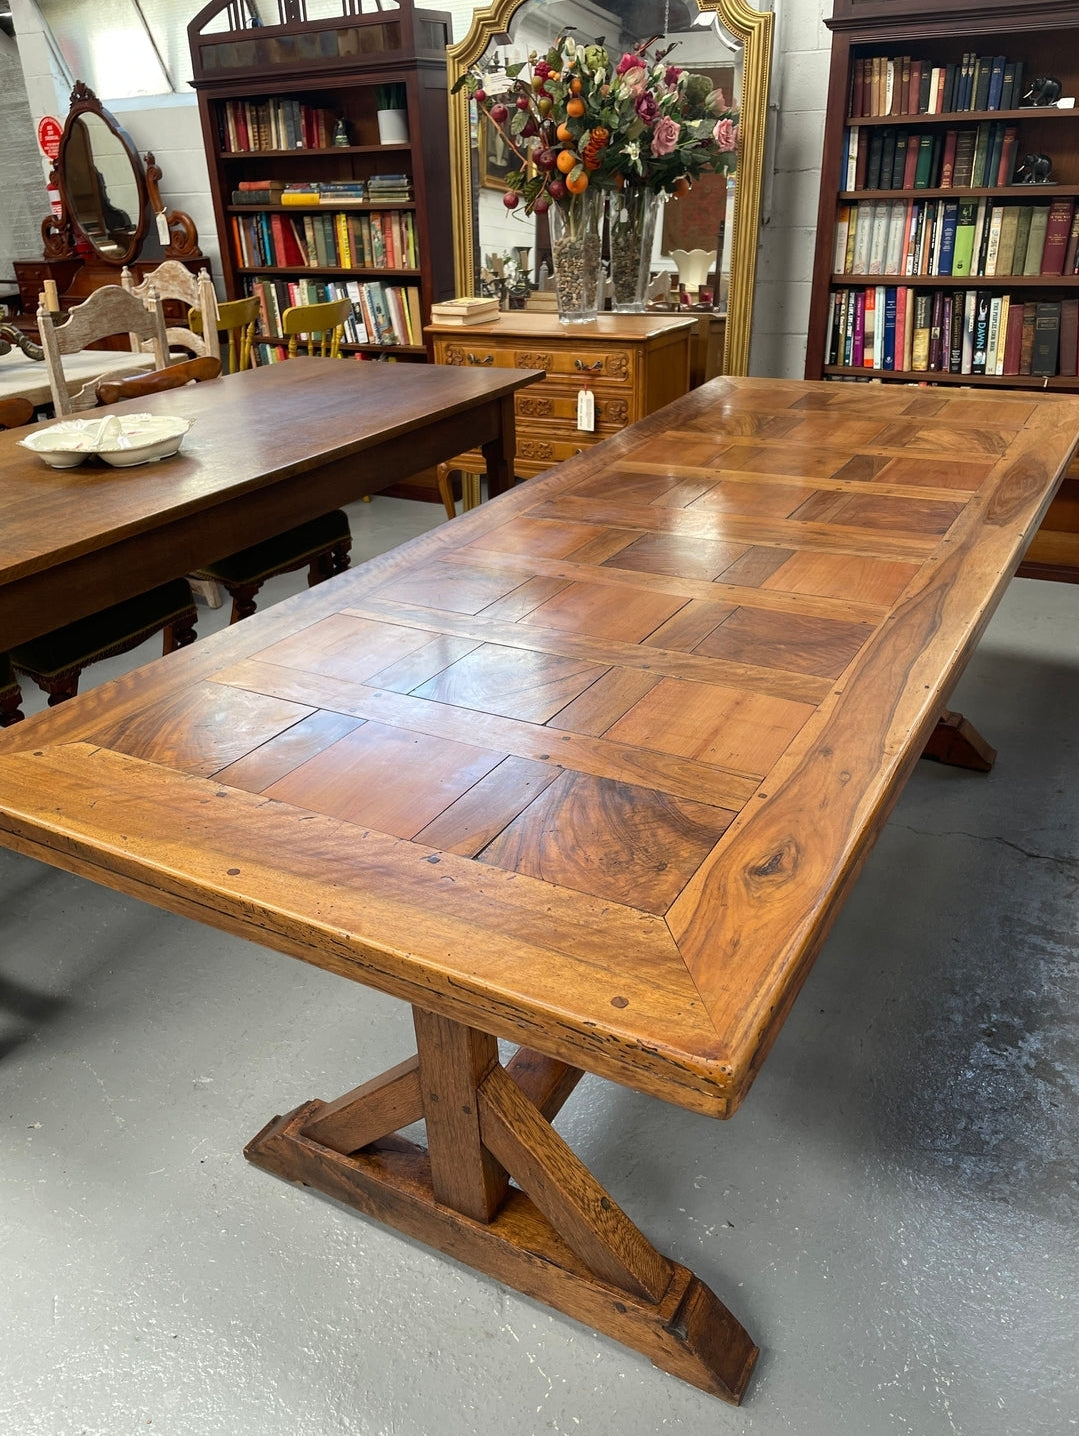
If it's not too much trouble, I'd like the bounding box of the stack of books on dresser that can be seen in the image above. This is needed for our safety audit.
[429,297,500,326]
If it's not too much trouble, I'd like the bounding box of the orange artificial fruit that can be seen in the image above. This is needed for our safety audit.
[556,148,579,173]
[565,169,589,193]
[566,97,585,118]
[570,76,582,94]
[556,121,574,143]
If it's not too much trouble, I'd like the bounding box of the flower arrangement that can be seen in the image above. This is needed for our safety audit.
[454,32,739,216]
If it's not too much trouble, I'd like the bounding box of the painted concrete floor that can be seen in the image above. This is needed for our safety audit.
[0,497,1076,1436]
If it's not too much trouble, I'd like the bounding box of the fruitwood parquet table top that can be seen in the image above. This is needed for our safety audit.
[1,377,1077,1120]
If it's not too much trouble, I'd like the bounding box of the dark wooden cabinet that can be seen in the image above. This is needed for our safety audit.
[187,0,455,365]
[806,0,1079,579]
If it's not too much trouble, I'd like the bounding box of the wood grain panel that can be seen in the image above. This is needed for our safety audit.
[91,681,313,778]
[875,456,993,491]
[415,756,561,857]
[479,771,735,915]
[762,551,920,606]
[263,721,506,838]
[545,667,662,737]
[606,678,816,779]
[522,580,688,644]
[413,644,605,723]
[214,709,365,790]
[213,658,762,811]
[694,608,875,681]
[600,532,750,581]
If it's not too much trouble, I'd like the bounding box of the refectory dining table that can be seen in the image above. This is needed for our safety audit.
[0,376,1076,1404]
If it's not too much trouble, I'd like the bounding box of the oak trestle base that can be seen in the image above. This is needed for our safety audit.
[922,710,997,772]
[244,1006,759,1405]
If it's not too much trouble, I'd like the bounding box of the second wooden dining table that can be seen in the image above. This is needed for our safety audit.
[0,357,540,650]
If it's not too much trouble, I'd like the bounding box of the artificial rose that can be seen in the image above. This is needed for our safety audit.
[616,51,642,74]
[664,65,683,85]
[707,88,728,112]
[651,115,681,156]
[635,91,659,125]
[620,65,646,94]
[713,117,737,151]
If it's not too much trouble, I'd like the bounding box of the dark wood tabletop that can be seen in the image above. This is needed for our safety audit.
[2,375,1077,1402]
[0,357,540,648]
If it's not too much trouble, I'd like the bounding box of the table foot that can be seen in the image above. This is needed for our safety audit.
[244,1009,758,1405]
[921,710,996,771]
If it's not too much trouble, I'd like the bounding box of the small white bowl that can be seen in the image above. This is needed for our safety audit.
[19,413,192,469]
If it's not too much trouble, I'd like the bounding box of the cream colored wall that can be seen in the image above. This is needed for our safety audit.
[7,0,832,378]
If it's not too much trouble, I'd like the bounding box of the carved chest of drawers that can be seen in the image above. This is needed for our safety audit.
[427,313,697,503]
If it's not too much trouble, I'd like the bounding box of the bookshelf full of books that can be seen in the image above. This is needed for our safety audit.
[188,0,454,363]
[809,0,1079,578]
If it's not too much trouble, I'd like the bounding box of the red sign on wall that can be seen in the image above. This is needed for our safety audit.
[37,116,63,161]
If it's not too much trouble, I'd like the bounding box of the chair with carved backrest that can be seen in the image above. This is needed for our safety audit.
[0,396,197,724]
[121,261,218,360]
[37,285,170,416]
[93,354,352,625]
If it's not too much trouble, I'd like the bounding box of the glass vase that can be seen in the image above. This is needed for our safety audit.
[549,185,604,325]
[608,186,661,313]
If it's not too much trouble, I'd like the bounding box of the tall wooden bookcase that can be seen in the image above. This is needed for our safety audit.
[806,0,1079,579]
[187,0,455,364]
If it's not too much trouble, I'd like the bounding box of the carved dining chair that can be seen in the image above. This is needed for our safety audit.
[94,351,352,625]
[280,297,351,358]
[0,399,197,724]
[38,286,170,416]
[121,261,218,360]
[188,295,260,373]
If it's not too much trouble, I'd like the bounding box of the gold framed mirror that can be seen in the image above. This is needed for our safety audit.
[447,0,773,375]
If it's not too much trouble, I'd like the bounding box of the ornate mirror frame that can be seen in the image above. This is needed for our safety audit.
[447,0,774,375]
[43,81,201,265]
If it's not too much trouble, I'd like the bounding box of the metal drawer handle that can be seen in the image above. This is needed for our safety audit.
[467,352,494,366]
[574,358,603,372]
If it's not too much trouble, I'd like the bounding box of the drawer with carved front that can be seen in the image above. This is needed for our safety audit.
[514,387,629,434]
[435,338,635,387]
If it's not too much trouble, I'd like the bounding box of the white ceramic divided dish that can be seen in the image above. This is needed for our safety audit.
[19,413,192,469]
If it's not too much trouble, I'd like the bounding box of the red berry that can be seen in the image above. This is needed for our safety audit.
[533,195,550,214]
[516,94,531,110]
[547,178,566,200]
[474,88,486,103]
[489,103,508,123]
[502,191,519,209]
[534,147,558,171]
[520,117,538,138]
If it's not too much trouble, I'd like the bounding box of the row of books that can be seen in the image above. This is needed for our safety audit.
[842,122,1017,193]
[231,179,373,207]
[218,97,339,152]
[834,198,1079,280]
[246,276,423,349]
[827,286,1074,379]
[231,207,418,271]
[849,53,1025,120]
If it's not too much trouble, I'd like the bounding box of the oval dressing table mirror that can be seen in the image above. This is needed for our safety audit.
[447,0,773,375]
[12,82,203,327]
